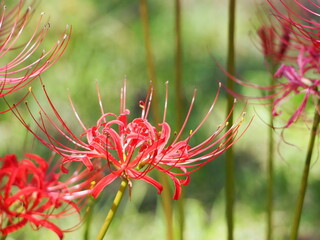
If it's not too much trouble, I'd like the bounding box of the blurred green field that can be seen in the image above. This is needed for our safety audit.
[2,1,320,239]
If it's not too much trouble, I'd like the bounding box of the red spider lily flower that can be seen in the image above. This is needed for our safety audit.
[253,2,317,66]
[13,81,250,200]
[0,0,70,101]
[257,18,293,66]
[0,153,102,239]
[272,46,320,127]
[221,44,320,128]
[254,3,293,65]
[217,2,320,128]
[266,0,320,46]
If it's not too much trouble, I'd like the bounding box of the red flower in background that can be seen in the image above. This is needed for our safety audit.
[272,46,320,126]
[0,153,102,239]
[266,0,320,46]
[220,1,320,128]
[13,82,249,200]
[224,45,320,128]
[257,17,291,65]
[0,0,70,101]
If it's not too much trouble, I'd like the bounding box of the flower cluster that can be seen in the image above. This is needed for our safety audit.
[0,153,102,239]
[0,1,251,239]
[0,0,70,107]
[13,82,249,200]
[266,0,320,45]
[224,0,320,128]
[257,16,291,65]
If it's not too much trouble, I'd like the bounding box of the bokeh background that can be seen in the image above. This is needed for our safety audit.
[2,0,320,239]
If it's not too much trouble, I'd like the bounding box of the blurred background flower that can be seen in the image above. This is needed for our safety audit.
[0,153,102,239]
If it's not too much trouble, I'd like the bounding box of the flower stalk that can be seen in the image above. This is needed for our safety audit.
[139,2,173,240]
[225,0,236,239]
[84,197,96,240]
[96,179,128,240]
[266,70,275,240]
[174,0,185,239]
[290,98,320,240]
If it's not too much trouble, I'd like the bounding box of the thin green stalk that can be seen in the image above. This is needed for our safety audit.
[225,0,236,239]
[175,0,183,129]
[266,66,276,240]
[96,179,128,240]
[267,104,274,240]
[174,0,185,239]
[139,0,160,122]
[139,1,173,240]
[159,172,174,240]
[1,234,7,240]
[84,197,95,240]
[290,99,320,240]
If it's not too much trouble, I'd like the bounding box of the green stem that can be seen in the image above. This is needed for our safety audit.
[139,0,161,122]
[266,66,276,240]
[225,0,236,239]
[159,172,174,240]
[84,197,95,240]
[139,2,174,240]
[266,106,274,240]
[1,234,7,240]
[174,0,185,239]
[175,0,183,128]
[290,99,320,240]
[96,179,128,240]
